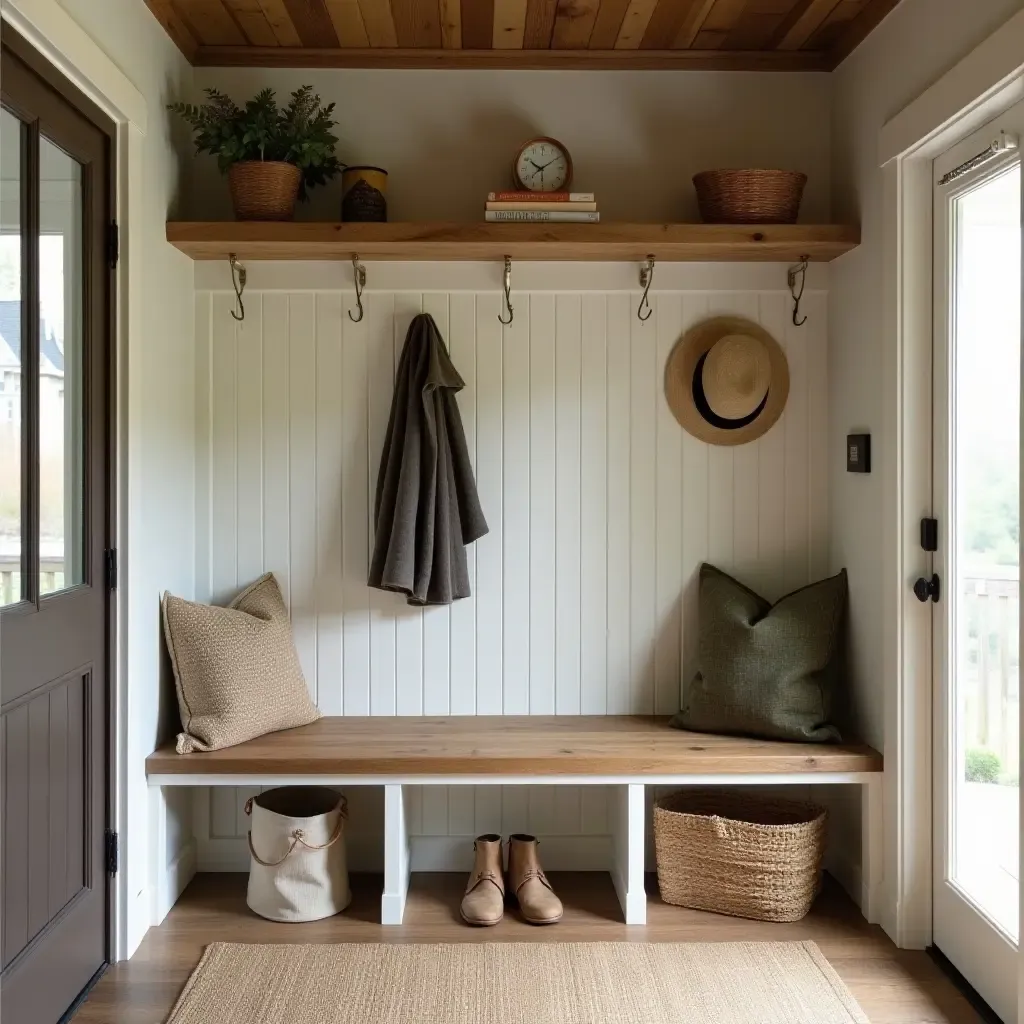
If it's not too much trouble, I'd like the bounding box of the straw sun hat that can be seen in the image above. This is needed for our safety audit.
[664,316,789,446]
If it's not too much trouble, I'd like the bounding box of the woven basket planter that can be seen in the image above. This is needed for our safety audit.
[228,160,302,221]
[693,169,807,224]
[654,790,826,922]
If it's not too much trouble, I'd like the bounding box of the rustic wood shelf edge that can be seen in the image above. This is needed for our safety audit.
[166,222,860,262]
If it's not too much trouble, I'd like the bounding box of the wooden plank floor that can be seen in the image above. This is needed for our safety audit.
[75,872,981,1023]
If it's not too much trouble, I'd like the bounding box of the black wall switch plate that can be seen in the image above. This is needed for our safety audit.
[847,433,871,473]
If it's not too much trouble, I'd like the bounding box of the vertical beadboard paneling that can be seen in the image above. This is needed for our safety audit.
[474,294,503,715]
[341,296,371,716]
[195,281,830,853]
[262,295,291,607]
[554,294,581,715]
[629,303,657,715]
[654,294,683,716]
[529,294,556,716]
[502,295,530,715]
[289,295,318,696]
[236,296,264,588]
[315,293,345,715]
[422,294,452,716]
[449,294,478,715]
[605,293,632,716]
[367,293,399,716]
[579,294,608,715]
[391,295,423,716]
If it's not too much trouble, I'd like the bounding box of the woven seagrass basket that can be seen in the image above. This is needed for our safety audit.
[693,169,807,224]
[654,790,826,922]
[228,160,302,221]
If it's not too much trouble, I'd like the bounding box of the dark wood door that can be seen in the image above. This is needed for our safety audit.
[0,28,115,1024]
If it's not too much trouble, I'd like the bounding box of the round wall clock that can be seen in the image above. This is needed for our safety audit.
[512,137,573,193]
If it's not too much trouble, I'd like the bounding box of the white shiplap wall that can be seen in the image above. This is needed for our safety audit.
[192,262,828,871]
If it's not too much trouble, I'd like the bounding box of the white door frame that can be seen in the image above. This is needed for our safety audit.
[0,0,147,962]
[880,8,1024,952]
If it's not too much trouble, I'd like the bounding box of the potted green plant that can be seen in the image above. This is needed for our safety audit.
[169,86,343,221]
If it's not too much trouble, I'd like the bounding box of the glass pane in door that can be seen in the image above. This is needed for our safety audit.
[38,135,83,595]
[953,164,1021,940]
[0,107,23,606]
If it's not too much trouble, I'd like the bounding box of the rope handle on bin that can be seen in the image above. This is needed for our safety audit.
[246,795,347,867]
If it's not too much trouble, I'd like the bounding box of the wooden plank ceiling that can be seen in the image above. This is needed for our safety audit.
[146,0,903,69]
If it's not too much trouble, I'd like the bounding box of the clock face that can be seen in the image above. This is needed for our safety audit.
[514,138,571,192]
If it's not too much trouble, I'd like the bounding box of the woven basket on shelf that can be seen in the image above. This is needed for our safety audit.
[654,790,826,922]
[693,169,807,224]
[228,160,302,221]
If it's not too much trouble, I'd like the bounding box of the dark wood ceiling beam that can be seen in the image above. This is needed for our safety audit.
[828,0,900,65]
[192,43,830,66]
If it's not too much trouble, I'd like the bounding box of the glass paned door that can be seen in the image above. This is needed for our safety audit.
[933,104,1023,1024]
[0,107,24,605]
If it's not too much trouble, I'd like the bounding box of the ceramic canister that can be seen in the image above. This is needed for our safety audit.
[341,166,388,222]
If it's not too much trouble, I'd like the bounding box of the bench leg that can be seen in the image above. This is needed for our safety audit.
[861,774,884,925]
[611,783,647,925]
[382,784,411,925]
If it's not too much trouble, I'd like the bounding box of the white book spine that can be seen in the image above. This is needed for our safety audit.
[484,210,601,223]
[486,201,599,212]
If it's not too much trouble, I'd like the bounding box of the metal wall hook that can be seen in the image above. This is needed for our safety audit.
[348,255,366,323]
[498,256,514,325]
[229,254,246,322]
[788,256,809,327]
[638,254,655,322]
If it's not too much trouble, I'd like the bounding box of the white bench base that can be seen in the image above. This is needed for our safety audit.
[150,772,883,927]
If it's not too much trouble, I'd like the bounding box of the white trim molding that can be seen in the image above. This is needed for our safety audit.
[879,6,1024,951]
[1,0,150,963]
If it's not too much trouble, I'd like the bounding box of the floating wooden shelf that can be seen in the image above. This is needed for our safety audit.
[166,222,859,263]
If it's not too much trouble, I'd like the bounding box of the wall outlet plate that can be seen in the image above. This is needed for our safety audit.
[847,433,871,473]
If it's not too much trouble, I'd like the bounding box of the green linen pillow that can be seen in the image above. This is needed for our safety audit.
[671,563,847,743]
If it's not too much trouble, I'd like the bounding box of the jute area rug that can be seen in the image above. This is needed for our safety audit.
[166,941,870,1023]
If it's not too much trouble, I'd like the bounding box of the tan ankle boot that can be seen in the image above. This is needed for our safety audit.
[507,834,563,925]
[460,834,505,926]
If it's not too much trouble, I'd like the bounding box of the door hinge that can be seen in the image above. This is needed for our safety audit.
[107,221,119,270]
[105,829,119,875]
[920,517,938,552]
[105,548,117,591]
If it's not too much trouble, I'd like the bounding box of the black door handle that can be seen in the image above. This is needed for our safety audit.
[913,574,940,603]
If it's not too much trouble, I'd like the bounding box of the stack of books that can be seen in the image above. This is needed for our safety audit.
[484,191,599,223]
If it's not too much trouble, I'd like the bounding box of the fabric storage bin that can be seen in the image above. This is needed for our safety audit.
[245,787,350,922]
[654,790,826,922]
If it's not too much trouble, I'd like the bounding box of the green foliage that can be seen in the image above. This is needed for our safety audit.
[965,747,1002,784]
[168,86,342,200]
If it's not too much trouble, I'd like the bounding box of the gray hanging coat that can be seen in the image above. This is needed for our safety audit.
[368,313,488,605]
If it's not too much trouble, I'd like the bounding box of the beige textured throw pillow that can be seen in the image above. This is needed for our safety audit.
[163,573,321,754]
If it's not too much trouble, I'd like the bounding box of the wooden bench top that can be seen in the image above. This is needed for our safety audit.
[146,716,882,778]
